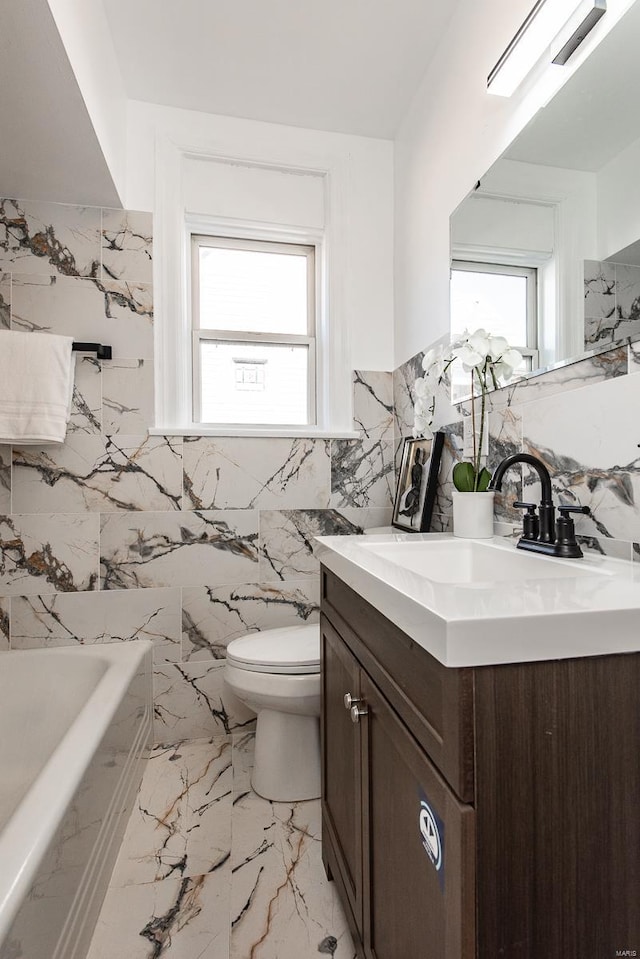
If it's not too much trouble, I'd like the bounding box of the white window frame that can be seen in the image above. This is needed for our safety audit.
[451,259,540,370]
[151,139,358,439]
[191,234,317,428]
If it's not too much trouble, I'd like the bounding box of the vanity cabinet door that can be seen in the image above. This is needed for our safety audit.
[360,673,476,959]
[321,616,364,939]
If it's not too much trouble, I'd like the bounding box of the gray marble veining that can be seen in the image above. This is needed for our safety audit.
[69,356,102,434]
[259,507,393,582]
[0,273,10,329]
[330,432,394,509]
[0,446,10,514]
[522,373,640,542]
[183,436,331,510]
[11,273,154,359]
[0,198,101,277]
[10,587,181,662]
[101,209,153,285]
[0,513,99,595]
[12,435,182,513]
[0,597,9,648]
[153,662,255,742]
[101,359,154,434]
[181,580,319,661]
[88,735,356,959]
[100,510,260,590]
[353,370,394,435]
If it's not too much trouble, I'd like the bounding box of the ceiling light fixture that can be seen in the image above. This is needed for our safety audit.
[487,0,607,97]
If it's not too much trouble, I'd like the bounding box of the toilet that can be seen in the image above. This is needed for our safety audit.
[224,623,321,802]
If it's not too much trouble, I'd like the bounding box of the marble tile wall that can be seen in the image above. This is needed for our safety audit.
[394,334,640,557]
[584,258,640,351]
[0,198,393,744]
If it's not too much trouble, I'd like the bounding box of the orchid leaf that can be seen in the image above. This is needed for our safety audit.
[453,461,476,492]
[476,467,492,492]
[453,462,492,492]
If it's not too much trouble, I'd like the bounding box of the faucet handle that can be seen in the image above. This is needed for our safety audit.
[557,504,591,516]
[513,501,539,541]
[555,504,589,558]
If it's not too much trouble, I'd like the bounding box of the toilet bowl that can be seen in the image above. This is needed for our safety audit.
[224,623,321,802]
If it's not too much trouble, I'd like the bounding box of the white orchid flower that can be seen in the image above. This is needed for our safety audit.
[414,396,430,416]
[412,376,430,398]
[421,345,447,380]
[466,329,492,358]
[492,347,523,381]
[487,335,509,359]
[412,413,433,439]
[454,342,485,371]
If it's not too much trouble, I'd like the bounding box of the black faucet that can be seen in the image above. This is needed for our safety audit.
[488,453,590,558]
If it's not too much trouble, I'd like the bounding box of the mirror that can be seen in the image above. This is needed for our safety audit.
[450,0,640,399]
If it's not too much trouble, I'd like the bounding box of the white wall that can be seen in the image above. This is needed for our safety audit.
[597,133,640,260]
[125,100,394,373]
[46,0,128,201]
[394,0,638,365]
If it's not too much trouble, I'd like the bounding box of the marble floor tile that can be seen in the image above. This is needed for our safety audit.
[230,759,355,958]
[89,734,356,959]
[87,870,230,959]
[110,738,232,886]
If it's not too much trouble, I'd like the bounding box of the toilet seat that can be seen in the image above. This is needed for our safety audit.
[226,624,320,675]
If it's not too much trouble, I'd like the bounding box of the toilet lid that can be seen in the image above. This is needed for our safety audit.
[226,624,320,674]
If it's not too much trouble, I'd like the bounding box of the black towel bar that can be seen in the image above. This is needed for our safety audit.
[72,342,112,360]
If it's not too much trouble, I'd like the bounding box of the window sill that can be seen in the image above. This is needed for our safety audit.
[149,426,360,439]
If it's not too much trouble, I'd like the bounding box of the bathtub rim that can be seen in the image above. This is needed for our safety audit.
[0,640,153,948]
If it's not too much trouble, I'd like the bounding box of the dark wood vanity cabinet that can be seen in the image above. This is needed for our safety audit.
[320,566,640,959]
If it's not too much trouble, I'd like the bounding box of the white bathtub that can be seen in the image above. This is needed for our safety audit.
[0,641,153,959]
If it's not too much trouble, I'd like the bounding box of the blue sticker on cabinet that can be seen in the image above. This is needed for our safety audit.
[418,789,445,892]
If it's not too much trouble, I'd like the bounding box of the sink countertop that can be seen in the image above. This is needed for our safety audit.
[315,532,640,667]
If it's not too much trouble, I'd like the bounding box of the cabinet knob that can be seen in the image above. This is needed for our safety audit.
[344,692,362,710]
[350,703,368,724]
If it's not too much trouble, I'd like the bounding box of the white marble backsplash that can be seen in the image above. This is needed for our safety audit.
[394,330,640,559]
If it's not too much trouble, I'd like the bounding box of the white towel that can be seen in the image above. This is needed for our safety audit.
[0,331,75,444]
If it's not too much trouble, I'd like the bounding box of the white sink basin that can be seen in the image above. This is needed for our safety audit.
[314,533,640,668]
[358,538,609,584]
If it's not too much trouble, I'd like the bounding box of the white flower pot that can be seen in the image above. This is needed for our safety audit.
[452,490,495,539]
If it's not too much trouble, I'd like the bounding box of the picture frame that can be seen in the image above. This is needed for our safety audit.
[392,432,445,533]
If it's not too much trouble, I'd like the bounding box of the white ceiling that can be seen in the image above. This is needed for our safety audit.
[506,0,640,173]
[0,0,120,206]
[102,0,456,139]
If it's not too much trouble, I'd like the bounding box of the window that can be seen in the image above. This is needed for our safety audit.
[191,235,316,426]
[451,259,539,364]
